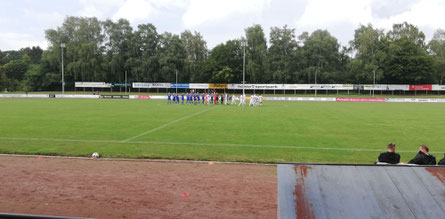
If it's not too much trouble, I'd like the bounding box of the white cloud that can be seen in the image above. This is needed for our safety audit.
[23,10,65,29]
[112,0,188,23]
[78,0,125,18]
[182,0,272,28]
[295,0,445,46]
[298,0,373,28]
[112,0,157,22]
[0,32,47,51]
[373,0,445,31]
[2,0,445,51]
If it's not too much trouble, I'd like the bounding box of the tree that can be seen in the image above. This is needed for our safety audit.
[428,29,445,84]
[38,50,62,91]
[302,29,344,83]
[45,16,106,85]
[181,30,208,82]
[211,67,234,83]
[382,23,434,84]
[0,70,8,91]
[158,32,186,82]
[204,40,243,83]
[128,23,159,82]
[0,50,7,66]
[245,25,269,83]
[2,59,28,81]
[383,39,434,84]
[387,22,426,47]
[22,46,43,64]
[348,24,387,83]
[24,64,43,91]
[0,54,30,91]
[103,19,133,82]
[269,25,300,83]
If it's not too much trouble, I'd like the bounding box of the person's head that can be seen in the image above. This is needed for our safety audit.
[387,143,396,152]
[419,145,429,154]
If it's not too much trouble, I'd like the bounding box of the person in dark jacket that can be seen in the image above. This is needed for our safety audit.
[438,153,445,165]
[378,143,400,164]
[408,145,436,165]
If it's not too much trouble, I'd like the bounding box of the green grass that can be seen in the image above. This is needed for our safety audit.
[1,98,445,164]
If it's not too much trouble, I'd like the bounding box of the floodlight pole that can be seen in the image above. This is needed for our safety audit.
[373,69,376,97]
[175,70,178,93]
[315,68,317,96]
[125,71,127,94]
[242,40,246,96]
[60,43,65,94]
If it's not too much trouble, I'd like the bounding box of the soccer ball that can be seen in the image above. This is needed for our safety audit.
[91,152,100,158]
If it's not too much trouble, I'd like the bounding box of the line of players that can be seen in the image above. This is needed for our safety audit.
[167,92,263,106]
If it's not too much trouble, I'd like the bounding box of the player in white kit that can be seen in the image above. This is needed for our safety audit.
[249,95,254,106]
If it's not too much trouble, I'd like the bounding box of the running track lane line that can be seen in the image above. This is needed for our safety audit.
[120,106,219,142]
[0,137,443,153]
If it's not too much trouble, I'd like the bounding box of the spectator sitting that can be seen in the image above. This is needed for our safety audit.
[408,145,436,165]
[377,143,400,164]
[438,153,445,165]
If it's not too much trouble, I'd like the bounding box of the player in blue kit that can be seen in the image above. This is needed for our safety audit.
[167,92,172,104]
[202,93,205,104]
[197,92,200,104]
[181,93,184,104]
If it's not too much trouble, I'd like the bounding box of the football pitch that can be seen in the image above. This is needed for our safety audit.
[1,98,445,164]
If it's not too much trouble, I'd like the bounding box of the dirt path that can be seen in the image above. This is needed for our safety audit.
[0,156,276,218]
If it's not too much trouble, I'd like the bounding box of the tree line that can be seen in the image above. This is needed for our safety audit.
[1,16,445,92]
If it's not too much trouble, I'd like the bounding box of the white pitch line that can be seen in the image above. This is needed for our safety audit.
[0,136,443,153]
[121,106,219,142]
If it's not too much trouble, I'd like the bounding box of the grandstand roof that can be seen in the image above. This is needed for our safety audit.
[278,164,445,219]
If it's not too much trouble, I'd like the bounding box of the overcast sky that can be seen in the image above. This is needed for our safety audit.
[1,0,445,51]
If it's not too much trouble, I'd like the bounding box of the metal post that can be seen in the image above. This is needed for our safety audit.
[60,43,65,94]
[176,70,178,94]
[125,71,127,94]
[373,69,376,97]
[315,68,317,96]
[242,40,246,96]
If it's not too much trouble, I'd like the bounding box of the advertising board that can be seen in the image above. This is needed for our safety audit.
[265,97,336,102]
[209,83,228,89]
[189,83,209,89]
[138,96,151,99]
[75,82,110,88]
[132,82,171,88]
[150,83,171,88]
[170,83,190,89]
[100,95,129,99]
[409,85,432,91]
[432,85,445,91]
[132,83,150,88]
[0,94,49,98]
[336,98,386,102]
[363,84,409,91]
[55,95,100,99]
[386,98,445,103]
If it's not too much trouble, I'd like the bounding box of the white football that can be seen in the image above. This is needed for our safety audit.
[92,152,100,158]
